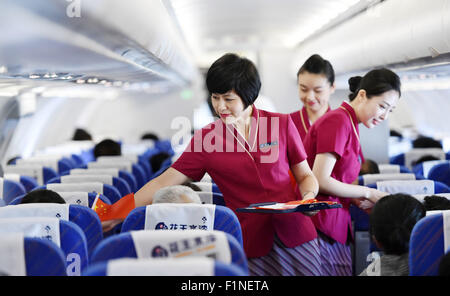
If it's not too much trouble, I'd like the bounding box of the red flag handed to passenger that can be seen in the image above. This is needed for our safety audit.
[91,193,135,222]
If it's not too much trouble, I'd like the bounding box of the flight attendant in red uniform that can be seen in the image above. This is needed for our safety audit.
[289,54,335,142]
[133,53,322,276]
[303,68,402,276]
[288,54,335,190]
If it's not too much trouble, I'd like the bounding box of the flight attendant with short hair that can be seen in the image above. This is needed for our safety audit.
[133,53,322,276]
[303,68,402,275]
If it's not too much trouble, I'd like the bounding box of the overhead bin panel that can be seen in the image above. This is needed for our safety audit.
[294,0,450,75]
[0,0,199,90]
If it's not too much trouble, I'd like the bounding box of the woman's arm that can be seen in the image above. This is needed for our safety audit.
[312,153,386,203]
[134,167,190,207]
[291,159,319,200]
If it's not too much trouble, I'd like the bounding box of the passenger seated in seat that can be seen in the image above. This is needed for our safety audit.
[72,128,93,141]
[149,152,171,172]
[423,195,450,211]
[359,159,380,176]
[93,139,121,159]
[152,185,201,204]
[412,136,443,149]
[360,193,425,276]
[20,189,66,204]
[439,252,450,276]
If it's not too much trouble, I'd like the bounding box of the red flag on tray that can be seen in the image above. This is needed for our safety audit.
[91,193,135,222]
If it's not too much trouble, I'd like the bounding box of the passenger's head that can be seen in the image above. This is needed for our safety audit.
[72,128,92,141]
[152,185,202,204]
[413,155,440,167]
[150,152,171,172]
[370,193,425,255]
[20,189,66,204]
[412,136,442,149]
[423,195,450,211]
[141,132,159,141]
[206,53,261,124]
[348,68,401,129]
[93,139,121,159]
[359,159,380,176]
[297,54,335,114]
[182,181,202,192]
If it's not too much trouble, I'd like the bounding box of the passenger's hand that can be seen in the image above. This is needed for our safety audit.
[101,219,123,233]
[358,199,375,210]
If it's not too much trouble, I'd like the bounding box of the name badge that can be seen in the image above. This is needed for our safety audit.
[259,141,278,149]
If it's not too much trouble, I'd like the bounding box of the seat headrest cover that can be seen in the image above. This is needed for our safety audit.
[378,164,400,174]
[88,162,132,172]
[130,230,231,264]
[57,192,89,207]
[197,192,213,204]
[0,233,26,276]
[0,217,61,247]
[413,193,450,203]
[0,178,3,198]
[362,173,415,185]
[71,168,119,177]
[47,182,103,194]
[107,257,215,276]
[145,204,216,231]
[61,175,113,185]
[5,165,44,185]
[0,203,69,221]
[4,173,21,183]
[376,180,434,195]
[193,182,213,192]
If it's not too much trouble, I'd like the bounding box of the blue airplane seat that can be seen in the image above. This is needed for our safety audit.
[90,230,248,274]
[82,258,247,276]
[428,163,450,188]
[121,204,243,246]
[409,212,448,275]
[2,178,27,205]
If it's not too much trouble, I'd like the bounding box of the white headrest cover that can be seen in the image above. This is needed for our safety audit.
[57,192,90,207]
[376,180,434,195]
[0,217,61,247]
[0,203,69,221]
[107,257,215,276]
[130,230,231,264]
[61,175,113,185]
[362,173,415,185]
[145,203,216,231]
[47,182,103,194]
[0,233,26,276]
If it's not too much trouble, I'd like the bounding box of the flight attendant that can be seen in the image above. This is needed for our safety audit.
[290,54,335,141]
[131,53,322,276]
[303,68,401,275]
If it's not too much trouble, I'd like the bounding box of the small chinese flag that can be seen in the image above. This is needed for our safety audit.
[91,193,136,222]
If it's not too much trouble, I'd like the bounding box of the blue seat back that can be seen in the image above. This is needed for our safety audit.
[2,179,27,204]
[24,237,67,276]
[90,231,248,274]
[428,163,450,188]
[82,258,247,276]
[42,181,122,204]
[409,212,448,275]
[120,205,243,246]
[19,176,39,192]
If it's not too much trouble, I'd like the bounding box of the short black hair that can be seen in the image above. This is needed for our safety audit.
[141,133,159,141]
[72,128,92,141]
[423,195,450,211]
[94,139,121,159]
[370,193,425,255]
[439,252,450,276]
[150,152,171,172]
[297,54,335,85]
[412,136,442,149]
[359,159,380,176]
[348,68,401,102]
[206,53,261,109]
[21,189,66,204]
